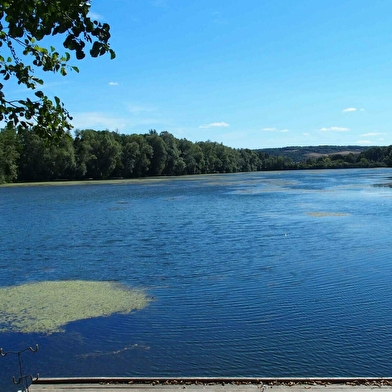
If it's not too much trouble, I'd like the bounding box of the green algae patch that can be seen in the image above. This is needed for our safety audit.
[0,281,150,334]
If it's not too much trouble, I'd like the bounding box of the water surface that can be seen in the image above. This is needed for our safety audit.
[1,169,392,390]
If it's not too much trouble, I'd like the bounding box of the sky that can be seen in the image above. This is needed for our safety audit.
[7,0,392,149]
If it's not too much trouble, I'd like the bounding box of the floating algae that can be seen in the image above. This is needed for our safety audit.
[0,280,151,334]
[77,343,150,358]
[307,212,350,217]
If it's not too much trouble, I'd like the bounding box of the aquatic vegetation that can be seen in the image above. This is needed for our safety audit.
[0,281,150,334]
[77,343,150,358]
[307,212,350,217]
[374,182,392,188]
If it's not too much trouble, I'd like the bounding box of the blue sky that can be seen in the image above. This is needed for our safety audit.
[10,0,392,148]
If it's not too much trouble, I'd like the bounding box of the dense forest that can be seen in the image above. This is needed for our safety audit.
[1,126,392,184]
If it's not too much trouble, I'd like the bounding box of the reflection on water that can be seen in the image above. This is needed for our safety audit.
[1,168,392,389]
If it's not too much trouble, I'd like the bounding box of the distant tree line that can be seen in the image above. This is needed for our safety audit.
[258,145,369,162]
[1,126,392,184]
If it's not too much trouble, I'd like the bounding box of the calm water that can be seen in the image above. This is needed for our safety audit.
[1,168,392,390]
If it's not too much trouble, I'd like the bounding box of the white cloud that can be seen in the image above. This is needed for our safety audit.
[108,82,119,86]
[361,132,385,137]
[199,122,230,129]
[303,132,310,136]
[320,127,350,132]
[262,127,289,133]
[343,107,357,112]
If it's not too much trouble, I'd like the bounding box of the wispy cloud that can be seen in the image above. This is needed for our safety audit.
[199,122,230,129]
[320,127,350,132]
[343,107,366,112]
[88,11,103,20]
[262,127,289,133]
[71,112,127,130]
[71,111,165,131]
[127,104,155,114]
[108,82,119,86]
[361,132,385,137]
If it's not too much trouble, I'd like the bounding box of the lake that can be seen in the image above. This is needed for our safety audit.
[1,168,392,390]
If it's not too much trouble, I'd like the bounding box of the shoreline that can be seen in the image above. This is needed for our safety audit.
[30,378,392,392]
[0,177,176,187]
[1,167,391,188]
[33,377,392,384]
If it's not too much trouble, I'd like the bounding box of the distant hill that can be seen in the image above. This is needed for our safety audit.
[257,145,370,162]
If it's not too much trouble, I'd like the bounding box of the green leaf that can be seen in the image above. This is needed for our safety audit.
[90,41,100,57]
[32,77,44,85]
[0,0,115,142]
[76,50,85,60]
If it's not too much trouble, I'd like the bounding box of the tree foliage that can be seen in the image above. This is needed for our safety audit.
[258,145,369,162]
[1,127,390,184]
[0,124,19,182]
[0,0,115,140]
